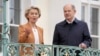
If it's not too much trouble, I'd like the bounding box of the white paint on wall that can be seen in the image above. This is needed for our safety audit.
[31,0,50,45]
[20,0,31,24]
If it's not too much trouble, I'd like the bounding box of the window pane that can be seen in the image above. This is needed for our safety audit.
[14,10,20,24]
[81,6,85,21]
[0,25,2,52]
[0,7,3,23]
[10,0,20,9]
[91,37,99,49]
[14,0,20,9]
[10,0,14,8]
[10,9,20,24]
[10,9,14,23]
[10,26,18,43]
[90,7,99,35]
[0,0,3,6]
[10,0,20,24]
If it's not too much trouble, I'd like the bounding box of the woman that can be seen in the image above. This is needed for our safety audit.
[18,6,44,56]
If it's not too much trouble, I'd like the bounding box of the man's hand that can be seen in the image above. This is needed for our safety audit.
[79,43,87,49]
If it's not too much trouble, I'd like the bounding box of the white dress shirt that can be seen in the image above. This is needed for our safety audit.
[32,27,39,44]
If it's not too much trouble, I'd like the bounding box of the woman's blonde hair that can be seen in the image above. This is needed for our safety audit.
[25,6,41,21]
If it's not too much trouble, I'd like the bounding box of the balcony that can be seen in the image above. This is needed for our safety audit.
[0,0,100,56]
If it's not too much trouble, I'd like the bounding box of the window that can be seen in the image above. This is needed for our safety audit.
[0,0,20,43]
[81,0,100,49]
[90,7,99,35]
[0,0,20,54]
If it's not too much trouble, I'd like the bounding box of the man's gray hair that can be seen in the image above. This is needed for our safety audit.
[63,4,76,11]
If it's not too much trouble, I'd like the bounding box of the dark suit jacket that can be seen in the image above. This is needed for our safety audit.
[53,18,92,47]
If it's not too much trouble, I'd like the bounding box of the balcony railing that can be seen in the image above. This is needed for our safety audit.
[0,43,100,56]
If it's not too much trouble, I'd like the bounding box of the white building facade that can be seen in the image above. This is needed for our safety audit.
[0,0,100,55]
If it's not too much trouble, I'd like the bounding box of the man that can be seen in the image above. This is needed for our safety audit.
[53,4,92,49]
